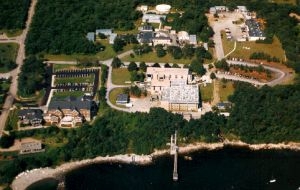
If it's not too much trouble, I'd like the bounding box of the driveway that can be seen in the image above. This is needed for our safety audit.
[0,0,38,136]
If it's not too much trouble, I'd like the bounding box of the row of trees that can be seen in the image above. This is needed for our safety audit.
[250,52,280,63]
[0,0,31,30]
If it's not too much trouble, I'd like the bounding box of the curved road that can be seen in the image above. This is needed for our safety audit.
[0,0,38,136]
[216,60,287,87]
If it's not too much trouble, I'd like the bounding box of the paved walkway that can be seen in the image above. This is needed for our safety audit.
[0,0,38,137]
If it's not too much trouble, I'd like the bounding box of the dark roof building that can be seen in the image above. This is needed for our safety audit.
[137,32,154,45]
[18,109,43,127]
[140,25,153,32]
[46,96,97,125]
[48,96,93,110]
[116,94,129,105]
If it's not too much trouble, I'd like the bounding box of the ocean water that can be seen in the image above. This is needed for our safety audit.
[26,178,58,190]
[64,147,300,190]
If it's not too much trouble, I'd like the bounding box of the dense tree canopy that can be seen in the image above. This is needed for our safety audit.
[18,56,46,97]
[25,0,140,55]
[0,0,31,30]
[227,83,300,143]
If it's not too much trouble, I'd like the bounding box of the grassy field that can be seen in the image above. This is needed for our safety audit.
[53,91,86,98]
[0,43,19,61]
[109,87,127,107]
[200,83,214,102]
[122,52,193,65]
[0,29,23,37]
[53,64,78,72]
[44,42,134,61]
[229,36,285,61]
[219,81,235,102]
[0,79,11,107]
[112,68,131,85]
[55,76,95,85]
[4,109,19,131]
[221,31,235,56]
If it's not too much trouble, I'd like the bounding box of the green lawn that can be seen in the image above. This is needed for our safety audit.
[0,79,11,107]
[112,68,131,85]
[44,42,134,62]
[200,83,213,102]
[4,109,19,131]
[122,51,193,65]
[52,91,87,98]
[229,36,286,61]
[55,76,95,85]
[0,29,22,37]
[109,88,127,107]
[221,31,235,56]
[53,64,78,72]
[219,81,235,102]
[0,43,19,72]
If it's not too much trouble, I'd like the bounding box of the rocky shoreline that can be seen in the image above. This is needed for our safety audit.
[10,141,300,190]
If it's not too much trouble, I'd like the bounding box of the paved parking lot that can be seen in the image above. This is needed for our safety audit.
[209,12,245,59]
[52,68,100,97]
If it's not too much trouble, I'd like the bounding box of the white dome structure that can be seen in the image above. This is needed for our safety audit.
[156,4,171,14]
[178,31,189,41]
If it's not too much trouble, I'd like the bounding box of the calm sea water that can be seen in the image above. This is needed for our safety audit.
[31,147,300,190]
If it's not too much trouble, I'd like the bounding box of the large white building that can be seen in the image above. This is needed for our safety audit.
[161,81,199,112]
[146,67,199,112]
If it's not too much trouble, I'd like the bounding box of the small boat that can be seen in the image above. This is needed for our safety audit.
[269,179,276,183]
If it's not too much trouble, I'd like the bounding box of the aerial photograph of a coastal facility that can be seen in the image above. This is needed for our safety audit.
[0,0,300,189]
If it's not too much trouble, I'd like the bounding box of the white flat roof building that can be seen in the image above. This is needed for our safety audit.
[237,6,248,13]
[156,4,171,14]
[162,81,199,104]
[142,14,166,23]
[146,67,190,87]
[140,5,148,12]
[109,33,117,44]
[189,35,197,45]
[161,81,199,111]
[146,67,199,112]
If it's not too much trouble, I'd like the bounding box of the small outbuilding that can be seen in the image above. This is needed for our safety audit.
[86,32,95,42]
[189,35,197,45]
[116,94,129,105]
[109,33,118,44]
[20,141,44,154]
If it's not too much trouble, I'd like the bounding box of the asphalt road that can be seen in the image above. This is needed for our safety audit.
[0,0,38,137]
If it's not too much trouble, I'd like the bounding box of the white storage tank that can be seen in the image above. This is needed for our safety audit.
[156,4,171,14]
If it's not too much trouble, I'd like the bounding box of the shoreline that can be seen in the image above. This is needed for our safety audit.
[10,141,300,190]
